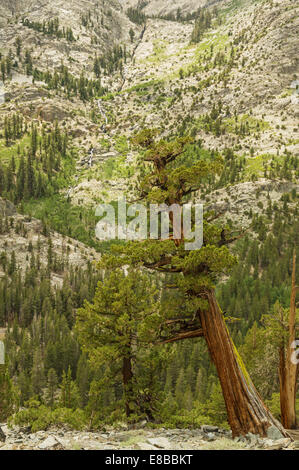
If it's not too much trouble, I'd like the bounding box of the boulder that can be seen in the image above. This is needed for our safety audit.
[146,437,171,449]
[38,436,60,450]
[266,425,284,441]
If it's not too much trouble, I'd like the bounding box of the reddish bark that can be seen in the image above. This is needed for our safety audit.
[198,289,289,437]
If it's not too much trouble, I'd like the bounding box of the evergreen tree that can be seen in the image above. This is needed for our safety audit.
[76,268,160,418]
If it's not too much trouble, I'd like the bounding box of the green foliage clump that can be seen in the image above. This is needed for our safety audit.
[13,399,87,432]
[22,17,75,42]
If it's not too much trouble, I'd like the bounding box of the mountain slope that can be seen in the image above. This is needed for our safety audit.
[0,0,298,218]
[121,0,226,16]
[59,0,299,207]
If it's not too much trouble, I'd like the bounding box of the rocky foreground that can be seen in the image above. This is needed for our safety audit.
[0,424,298,451]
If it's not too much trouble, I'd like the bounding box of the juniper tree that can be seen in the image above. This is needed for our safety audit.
[99,129,288,437]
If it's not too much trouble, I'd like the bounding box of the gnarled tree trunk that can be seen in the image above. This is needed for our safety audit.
[198,289,289,438]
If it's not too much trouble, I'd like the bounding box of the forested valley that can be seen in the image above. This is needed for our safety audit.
[0,0,298,451]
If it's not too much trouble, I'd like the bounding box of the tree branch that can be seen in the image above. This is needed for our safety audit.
[160,328,204,344]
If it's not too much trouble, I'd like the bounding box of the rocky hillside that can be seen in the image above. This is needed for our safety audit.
[0,0,297,293]
[0,198,99,286]
[0,0,297,274]
[121,0,227,17]
[61,0,299,206]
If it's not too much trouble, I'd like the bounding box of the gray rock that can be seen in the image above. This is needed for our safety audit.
[147,437,171,449]
[263,438,274,447]
[201,425,219,433]
[54,436,68,448]
[276,438,292,448]
[266,426,284,441]
[38,436,59,449]
[246,432,259,446]
[264,438,292,450]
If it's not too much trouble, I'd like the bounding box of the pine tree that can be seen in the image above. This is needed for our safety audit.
[76,268,160,418]
[129,28,135,43]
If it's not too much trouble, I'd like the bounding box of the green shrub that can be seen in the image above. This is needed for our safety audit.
[12,399,87,431]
